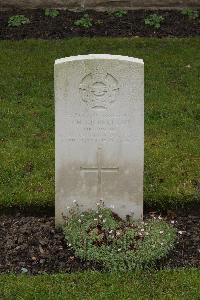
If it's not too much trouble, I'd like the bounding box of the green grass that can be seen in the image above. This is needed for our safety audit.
[0,269,200,299]
[0,38,199,210]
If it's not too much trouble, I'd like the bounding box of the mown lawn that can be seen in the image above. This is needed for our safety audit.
[0,38,199,210]
[1,268,200,300]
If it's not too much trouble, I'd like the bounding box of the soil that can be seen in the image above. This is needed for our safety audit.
[0,9,199,40]
[0,211,199,274]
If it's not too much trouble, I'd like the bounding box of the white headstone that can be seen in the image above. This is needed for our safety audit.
[55,54,144,225]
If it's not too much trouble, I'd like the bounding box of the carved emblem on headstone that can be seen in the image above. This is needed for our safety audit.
[79,73,119,109]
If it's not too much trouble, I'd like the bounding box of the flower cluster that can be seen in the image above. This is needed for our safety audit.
[63,202,177,272]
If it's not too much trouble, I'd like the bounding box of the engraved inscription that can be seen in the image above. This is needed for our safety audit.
[79,73,119,110]
[63,112,138,143]
[80,147,119,200]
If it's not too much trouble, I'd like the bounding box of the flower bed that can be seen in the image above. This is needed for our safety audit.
[0,9,199,39]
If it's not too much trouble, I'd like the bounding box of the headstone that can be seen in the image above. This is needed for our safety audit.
[55,54,144,225]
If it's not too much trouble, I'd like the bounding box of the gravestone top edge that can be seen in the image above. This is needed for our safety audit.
[55,54,144,65]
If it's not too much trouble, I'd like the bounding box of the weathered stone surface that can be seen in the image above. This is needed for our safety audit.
[0,0,81,10]
[1,0,199,10]
[83,0,200,9]
[55,54,144,225]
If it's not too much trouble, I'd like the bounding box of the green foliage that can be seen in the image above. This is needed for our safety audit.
[63,203,176,271]
[113,10,127,17]
[181,8,199,20]
[8,15,30,27]
[74,14,93,29]
[144,14,164,29]
[44,8,60,18]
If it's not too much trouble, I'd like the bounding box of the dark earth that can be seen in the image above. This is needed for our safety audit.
[0,210,199,274]
[0,9,199,40]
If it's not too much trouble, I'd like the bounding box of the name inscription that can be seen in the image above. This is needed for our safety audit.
[62,112,139,143]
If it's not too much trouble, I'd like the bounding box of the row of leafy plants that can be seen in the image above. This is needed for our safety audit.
[7,8,199,29]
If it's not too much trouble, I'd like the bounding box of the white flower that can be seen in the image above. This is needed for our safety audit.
[80,214,84,217]
[78,219,81,223]
[68,243,71,247]
[96,203,100,206]
[141,228,145,232]
[160,231,164,234]
[94,218,98,221]
[21,267,28,273]
[73,199,77,203]
[116,231,121,236]
[171,220,175,224]
[178,231,183,235]
[158,216,162,220]
[117,248,122,252]
[99,215,102,218]
[145,232,149,235]
[160,242,163,246]
[103,219,106,223]
[109,230,113,234]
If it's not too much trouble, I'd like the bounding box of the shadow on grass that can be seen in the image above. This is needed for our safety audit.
[0,196,199,217]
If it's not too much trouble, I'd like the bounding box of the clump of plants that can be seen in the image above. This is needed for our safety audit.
[181,8,199,20]
[8,15,30,27]
[63,202,176,272]
[144,14,164,29]
[113,10,127,18]
[74,14,93,29]
[44,8,60,18]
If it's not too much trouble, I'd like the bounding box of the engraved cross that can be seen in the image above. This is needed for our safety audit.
[80,147,119,200]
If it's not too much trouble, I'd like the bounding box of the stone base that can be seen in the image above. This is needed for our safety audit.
[1,0,199,11]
